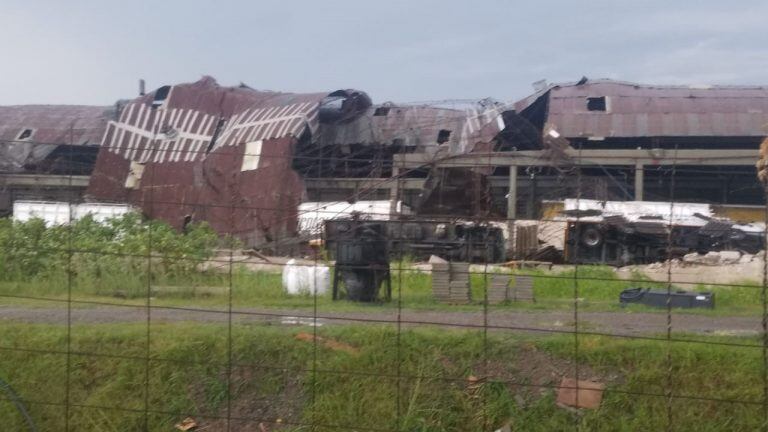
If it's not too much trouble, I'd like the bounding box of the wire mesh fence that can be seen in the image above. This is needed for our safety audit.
[1,134,768,431]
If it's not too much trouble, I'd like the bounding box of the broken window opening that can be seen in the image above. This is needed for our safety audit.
[241,140,263,172]
[437,129,452,144]
[17,129,33,140]
[124,161,146,189]
[152,85,172,108]
[373,107,390,116]
[587,97,607,111]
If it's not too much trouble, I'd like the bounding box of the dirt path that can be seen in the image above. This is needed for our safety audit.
[0,305,762,338]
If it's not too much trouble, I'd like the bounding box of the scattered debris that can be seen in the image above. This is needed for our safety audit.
[428,254,448,264]
[294,332,359,355]
[563,199,763,266]
[528,245,562,263]
[493,422,512,432]
[280,316,324,327]
[244,248,273,263]
[619,288,715,309]
[175,417,197,431]
[556,377,605,409]
[501,260,552,270]
[466,374,485,396]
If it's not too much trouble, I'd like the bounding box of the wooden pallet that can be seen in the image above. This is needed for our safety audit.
[512,275,535,302]
[431,262,471,304]
[487,274,511,304]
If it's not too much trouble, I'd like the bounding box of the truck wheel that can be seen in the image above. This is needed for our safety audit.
[581,227,603,248]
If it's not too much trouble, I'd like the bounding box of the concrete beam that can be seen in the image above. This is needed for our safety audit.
[394,149,758,168]
[304,177,425,190]
[0,173,90,188]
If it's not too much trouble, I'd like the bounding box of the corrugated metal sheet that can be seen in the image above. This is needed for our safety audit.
[515,80,768,138]
[316,101,505,155]
[564,198,713,226]
[87,76,370,246]
[0,105,114,172]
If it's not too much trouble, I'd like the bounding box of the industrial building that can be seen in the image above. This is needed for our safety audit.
[1,77,766,254]
[0,104,115,215]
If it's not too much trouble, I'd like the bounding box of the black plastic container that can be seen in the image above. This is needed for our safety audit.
[619,287,715,309]
[331,220,390,302]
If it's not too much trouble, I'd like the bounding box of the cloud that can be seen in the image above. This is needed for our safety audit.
[0,0,766,105]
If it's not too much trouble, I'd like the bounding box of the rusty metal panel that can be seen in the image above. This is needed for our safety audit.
[517,80,768,138]
[0,105,114,172]
[514,224,539,259]
[87,77,369,246]
[315,101,506,155]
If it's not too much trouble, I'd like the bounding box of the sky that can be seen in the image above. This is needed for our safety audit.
[1,0,767,106]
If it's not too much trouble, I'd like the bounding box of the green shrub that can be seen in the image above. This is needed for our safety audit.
[0,214,218,292]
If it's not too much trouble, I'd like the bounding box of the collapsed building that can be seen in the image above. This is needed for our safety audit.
[305,79,768,228]
[85,77,545,250]
[0,105,114,215]
[511,79,768,209]
[2,76,767,263]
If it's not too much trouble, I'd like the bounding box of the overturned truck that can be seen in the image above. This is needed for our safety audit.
[564,199,763,266]
[325,218,506,263]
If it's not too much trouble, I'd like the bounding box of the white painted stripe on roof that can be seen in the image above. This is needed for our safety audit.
[127,104,148,160]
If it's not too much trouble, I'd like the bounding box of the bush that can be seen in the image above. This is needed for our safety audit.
[0,214,218,287]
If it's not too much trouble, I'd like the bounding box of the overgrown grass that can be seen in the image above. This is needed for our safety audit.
[0,323,763,431]
[2,263,764,316]
[1,216,764,315]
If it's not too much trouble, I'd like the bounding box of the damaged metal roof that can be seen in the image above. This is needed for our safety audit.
[87,76,372,245]
[515,79,768,138]
[315,99,507,155]
[0,105,114,172]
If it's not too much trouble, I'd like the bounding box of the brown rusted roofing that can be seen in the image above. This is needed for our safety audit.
[87,76,370,245]
[316,101,505,155]
[515,79,768,138]
[0,105,114,172]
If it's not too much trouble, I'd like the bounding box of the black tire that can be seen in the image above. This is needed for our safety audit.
[580,226,603,248]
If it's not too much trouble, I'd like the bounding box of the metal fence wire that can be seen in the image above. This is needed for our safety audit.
[2,135,768,431]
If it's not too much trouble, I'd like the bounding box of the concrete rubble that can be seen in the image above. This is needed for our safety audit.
[616,250,768,285]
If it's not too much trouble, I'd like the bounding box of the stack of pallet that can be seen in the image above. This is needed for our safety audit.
[431,261,451,302]
[448,262,471,304]
[487,274,511,304]
[432,261,472,304]
[512,275,535,302]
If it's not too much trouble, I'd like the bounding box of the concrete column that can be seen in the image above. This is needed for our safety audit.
[634,162,644,201]
[507,165,518,219]
[389,165,400,216]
